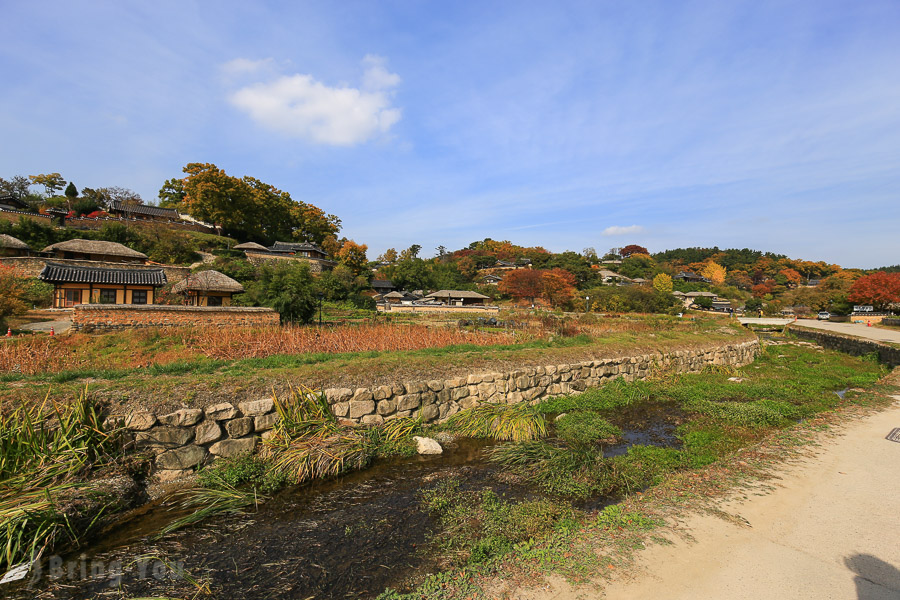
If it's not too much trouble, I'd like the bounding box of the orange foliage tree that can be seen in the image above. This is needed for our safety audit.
[700,261,727,285]
[499,269,544,305]
[541,268,577,308]
[848,272,900,309]
[337,240,369,275]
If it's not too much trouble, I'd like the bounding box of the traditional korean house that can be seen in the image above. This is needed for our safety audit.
[171,270,244,307]
[371,279,396,295]
[237,240,336,272]
[39,263,166,307]
[108,201,180,222]
[0,234,32,257]
[424,290,491,306]
[41,239,148,264]
[0,195,31,212]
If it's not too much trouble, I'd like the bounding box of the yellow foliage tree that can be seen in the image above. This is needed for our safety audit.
[337,240,369,276]
[652,273,673,294]
[700,262,727,285]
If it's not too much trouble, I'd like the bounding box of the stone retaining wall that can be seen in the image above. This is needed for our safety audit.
[0,256,191,282]
[788,326,900,367]
[126,339,759,480]
[73,304,280,332]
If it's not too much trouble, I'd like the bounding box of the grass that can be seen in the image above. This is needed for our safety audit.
[443,402,547,442]
[384,339,893,599]
[0,389,123,571]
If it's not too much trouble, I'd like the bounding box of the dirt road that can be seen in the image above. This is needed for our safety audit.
[515,399,900,600]
[790,320,900,345]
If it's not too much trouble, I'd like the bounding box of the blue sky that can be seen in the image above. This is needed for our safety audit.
[1,1,898,267]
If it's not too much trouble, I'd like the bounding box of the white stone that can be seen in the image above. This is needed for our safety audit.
[413,436,443,455]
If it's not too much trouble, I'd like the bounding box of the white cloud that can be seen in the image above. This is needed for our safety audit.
[602,225,645,236]
[227,56,401,146]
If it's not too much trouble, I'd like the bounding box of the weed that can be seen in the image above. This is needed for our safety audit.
[555,412,622,445]
[444,402,547,442]
[196,453,285,495]
[595,504,661,531]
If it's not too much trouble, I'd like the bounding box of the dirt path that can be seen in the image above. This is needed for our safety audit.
[791,320,900,345]
[516,399,900,599]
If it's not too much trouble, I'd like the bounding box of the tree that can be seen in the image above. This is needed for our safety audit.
[399,244,422,261]
[337,240,369,276]
[848,272,900,309]
[620,244,648,258]
[28,173,66,197]
[541,268,577,308]
[618,254,656,279]
[64,182,78,199]
[158,163,340,245]
[378,248,398,263]
[255,262,317,323]
[390,258,431,291]
[499,269,544,305]
[82,186,143,210]
[545,251,594,288]
[0,265,28,326]
[0,176,32,199]
[700,261,727,285]
[652,273,673,294]
[693,296,713,310]
[435,245,447,258]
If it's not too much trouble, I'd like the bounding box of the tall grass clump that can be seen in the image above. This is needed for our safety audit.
[0,389,121,571]
[444,403,547,442]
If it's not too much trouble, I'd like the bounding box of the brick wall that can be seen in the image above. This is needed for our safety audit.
[72,304,280,332]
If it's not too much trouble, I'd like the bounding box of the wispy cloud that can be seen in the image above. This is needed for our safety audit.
[227,55,401,146]
[602,225,645,236]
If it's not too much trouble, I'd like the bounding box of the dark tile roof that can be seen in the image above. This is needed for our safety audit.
[270,241,326,254]
[109,201,179,219]
[39,262,167,286]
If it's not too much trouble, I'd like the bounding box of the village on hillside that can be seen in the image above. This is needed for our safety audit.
[0,166,898,334]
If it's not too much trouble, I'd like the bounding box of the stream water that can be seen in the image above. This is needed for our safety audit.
[9,403,684,599]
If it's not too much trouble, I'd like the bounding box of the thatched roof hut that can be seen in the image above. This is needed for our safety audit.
[171,270,244,294]
[41,239,147,261]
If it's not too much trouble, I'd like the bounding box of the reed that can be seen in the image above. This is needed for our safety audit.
[444,402,547,442]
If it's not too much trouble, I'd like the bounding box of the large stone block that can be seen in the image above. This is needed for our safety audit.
[351,388,374,403]
[377,399,397,416]
[427,380,444,392]
[332,402,350,417]
[205,402,238,420]
[361,414,384,426]
[209,437,256,458]
[239,398,274,416]
[349,399,376,418]
[325,388,353,403]
[156,445,208,470]
[226,417,254,438]
[158,408,204,427]
[254,412,280,432]
[125,411,156,431]
[420,404,440,422]
[194,420,222,445]
[373,385,393,400]
[136,426,193,449]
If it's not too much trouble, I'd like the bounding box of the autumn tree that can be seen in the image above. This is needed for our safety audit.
[28,173,66,197]
[777,268,802,287]
[0,175,32,200]
[541,268,577,308]
[652,273,673,294]
[499,269,544,305]
[0,265,28,326]
[378,248,398,263]
[848,272,900,309]
[620,244,649,258]
[399,244,422,261]
[337,240,369,276]
[158,163,340,245]
[700,261,727,285]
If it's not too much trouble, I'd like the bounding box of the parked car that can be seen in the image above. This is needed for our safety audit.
[817,311,831,320]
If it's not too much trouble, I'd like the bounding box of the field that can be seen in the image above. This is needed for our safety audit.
[0,312,750,413]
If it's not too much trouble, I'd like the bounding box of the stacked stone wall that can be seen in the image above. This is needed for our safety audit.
[73,305,280,332]
[0,256,191,282]
[788,326,900,367]
[125,339,759,480]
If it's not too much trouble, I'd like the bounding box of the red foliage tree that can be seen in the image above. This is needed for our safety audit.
[620,244,649,258]
[848,272,900,308]
[541,268,577,308]
[499,269,544,305]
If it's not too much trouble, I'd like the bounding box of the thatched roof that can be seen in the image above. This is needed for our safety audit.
[171,270,244,294]
[41,239,147,259]
[233,241,269,251]
[0,234,30,250]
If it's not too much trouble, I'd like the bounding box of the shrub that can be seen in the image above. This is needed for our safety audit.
[555,412,621,445]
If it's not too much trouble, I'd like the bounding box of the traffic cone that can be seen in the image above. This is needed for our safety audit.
[5,328,10,337]
[50,327,54,336]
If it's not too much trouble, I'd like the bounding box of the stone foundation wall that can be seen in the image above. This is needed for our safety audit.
[126,339,759,480]
[788,326,900,367]
[0,256,191,282]
[73,304,280,332]
[378,304,500,314]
